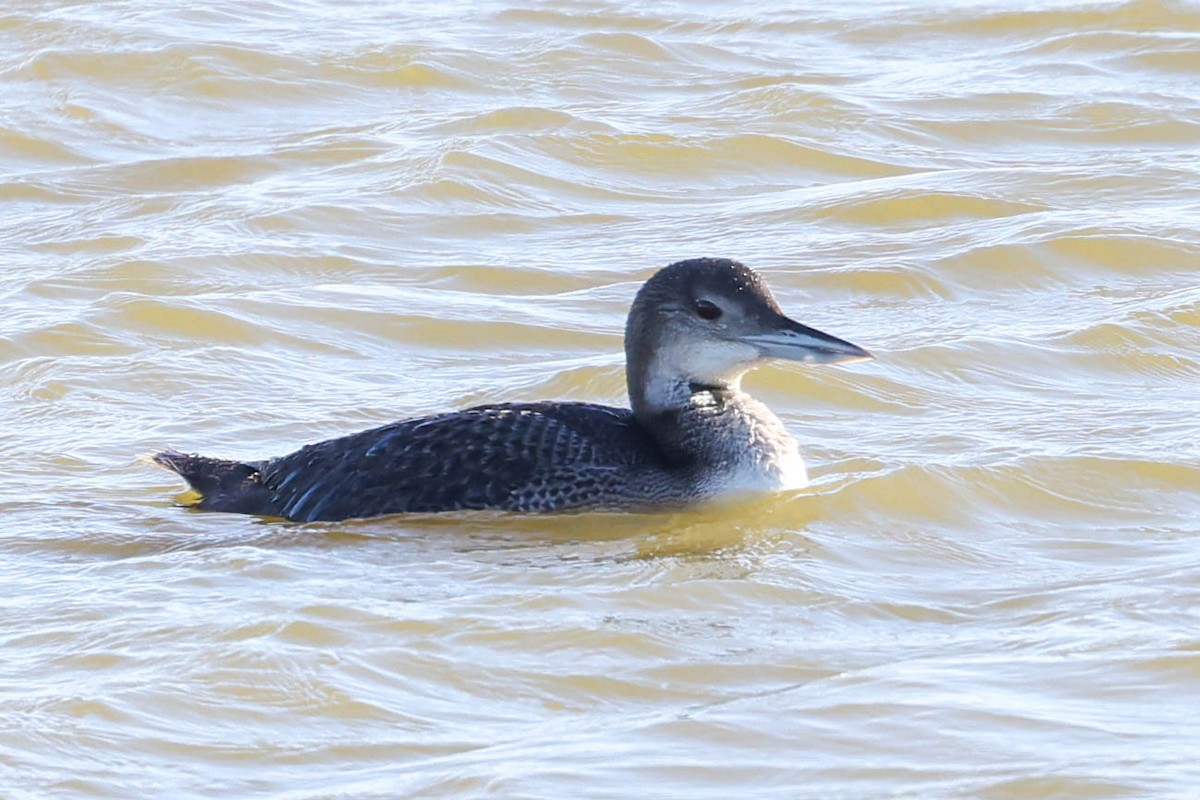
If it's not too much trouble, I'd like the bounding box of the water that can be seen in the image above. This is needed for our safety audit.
[3,0,1200,797]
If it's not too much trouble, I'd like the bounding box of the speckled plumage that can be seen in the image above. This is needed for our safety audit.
[152,258,872,521]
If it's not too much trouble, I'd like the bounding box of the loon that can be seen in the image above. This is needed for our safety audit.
[152,257,872,521]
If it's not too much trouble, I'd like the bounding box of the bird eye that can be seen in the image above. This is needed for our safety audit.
[694,300,723,321]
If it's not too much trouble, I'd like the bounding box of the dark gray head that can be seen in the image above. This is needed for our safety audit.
[624,258,872,418]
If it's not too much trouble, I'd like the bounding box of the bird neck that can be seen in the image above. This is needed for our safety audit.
[630,381,803,493]
[626,352,745,422]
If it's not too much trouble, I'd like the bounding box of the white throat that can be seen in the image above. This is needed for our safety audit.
[637,339,757,415]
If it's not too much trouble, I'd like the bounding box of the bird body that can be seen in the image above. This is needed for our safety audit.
[152,258,871,521]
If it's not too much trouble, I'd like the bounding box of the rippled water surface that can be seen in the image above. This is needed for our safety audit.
[4,1,1200,797]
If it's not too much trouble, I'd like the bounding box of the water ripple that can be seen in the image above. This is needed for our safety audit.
[3,0,1200,798]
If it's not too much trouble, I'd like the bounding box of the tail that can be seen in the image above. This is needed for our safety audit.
[150,449,284,517]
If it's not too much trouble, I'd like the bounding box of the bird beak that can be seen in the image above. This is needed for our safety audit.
[741,315,874,365]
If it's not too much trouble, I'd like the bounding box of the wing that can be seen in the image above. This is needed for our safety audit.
[257,402,662,521]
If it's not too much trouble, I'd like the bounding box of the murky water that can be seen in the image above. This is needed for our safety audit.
[3,1,1200,797]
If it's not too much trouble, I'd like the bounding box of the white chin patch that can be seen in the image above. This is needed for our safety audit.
[640,340,760,412]
[674,340,759,382]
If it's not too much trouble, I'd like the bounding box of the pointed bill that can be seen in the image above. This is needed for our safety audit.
[741,317,873,365]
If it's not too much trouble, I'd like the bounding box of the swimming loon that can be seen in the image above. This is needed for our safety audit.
[152,257,872,521]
